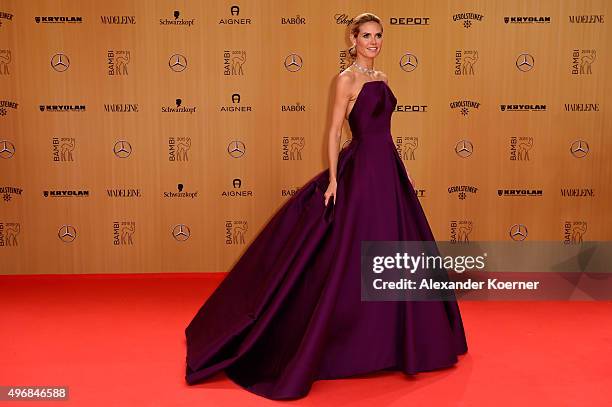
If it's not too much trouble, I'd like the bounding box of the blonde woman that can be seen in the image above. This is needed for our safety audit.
[186,12,468,400]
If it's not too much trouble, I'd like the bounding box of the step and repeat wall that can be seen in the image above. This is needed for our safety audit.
[1,0,610,274]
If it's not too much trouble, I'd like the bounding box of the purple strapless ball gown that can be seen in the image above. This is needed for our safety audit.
[185,80,468,400]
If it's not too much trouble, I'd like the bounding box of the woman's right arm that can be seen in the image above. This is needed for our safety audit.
[324,74,352,206]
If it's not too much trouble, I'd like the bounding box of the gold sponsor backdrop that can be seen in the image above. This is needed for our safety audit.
[0,0,610,275]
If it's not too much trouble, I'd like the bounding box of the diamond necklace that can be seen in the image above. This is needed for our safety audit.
[351,61,375,75]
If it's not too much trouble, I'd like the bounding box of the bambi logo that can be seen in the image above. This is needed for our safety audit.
[168,137,191,161]
[107,50,130,75]
[564,221,587,244]
[0,140,15,158]
[399,53,418,72]
[224,50,246,75]
[571,49,596,75]
[169,54,187,72]
[570,140,589,158]
[52,137,76,162]
[1,222,20,246]
[516,53,534,72]
[395,136,418,161]
[509,224,528,241]
[58,225,77,243]
[113,140,132,158]
[455,140,473,158]
[455,50,478,75]
[282,136,305,160]
[450,220,473,243]
[172,224,191,241]
[51,53,70,72]
[113,221,135,245]
[227,140,245,158]
[509,137,533,161]
[0,49,10,75]
[284,53,303,72]
[225,220,248,244]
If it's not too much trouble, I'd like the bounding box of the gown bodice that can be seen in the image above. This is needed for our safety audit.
[347,80,397,140]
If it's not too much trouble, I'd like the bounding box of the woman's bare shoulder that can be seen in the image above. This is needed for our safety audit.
[337,69,358,84]
[335,70,357,95]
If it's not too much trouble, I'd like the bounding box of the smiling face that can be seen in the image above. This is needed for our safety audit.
[351,21,383,59]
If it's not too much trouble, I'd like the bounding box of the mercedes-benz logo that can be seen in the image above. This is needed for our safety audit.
[455,140,473,158]
[227,140,245,158]
[172,224,191,241]
[516,53,534,72]
[284,53,303,72]
[113,140,132,158]
[399,53,418,72]
[169,54,187,72]
[58,224,77,243]
[570,140,589,158]
[0,140,16,159]
[509,224,528,241]
[51,53,70,72]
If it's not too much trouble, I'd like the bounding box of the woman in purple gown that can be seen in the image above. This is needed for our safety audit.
[185,12,468,400]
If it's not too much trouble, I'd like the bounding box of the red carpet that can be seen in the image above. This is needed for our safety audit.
[1,273,610,406]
